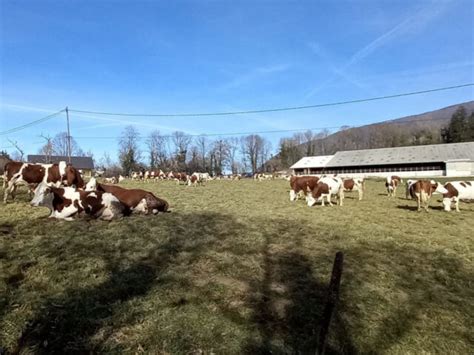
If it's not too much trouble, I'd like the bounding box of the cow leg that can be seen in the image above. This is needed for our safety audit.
[416,193,421,211]
[455,197,460,212]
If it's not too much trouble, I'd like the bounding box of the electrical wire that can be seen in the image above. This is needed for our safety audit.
[68,83,474,117]
[0,109,65,136]
[71,115,454,140]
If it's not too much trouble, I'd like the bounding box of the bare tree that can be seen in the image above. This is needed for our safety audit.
[38,134,54,162]
[7,139,25,161]
[212,138,230,175]
[241,134,266,174]
[196,135,208,172]
[51,132,84,156]
[118,126,141,175]
[147,130,169,169]
[227,137,240,174]
[171,131,192,171]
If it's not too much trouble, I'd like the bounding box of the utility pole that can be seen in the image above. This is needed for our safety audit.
[66,106,72,163]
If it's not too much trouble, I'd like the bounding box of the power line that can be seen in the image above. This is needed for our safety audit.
[0,109,65,136]
[72,115,454,140]
[69,83,474,117]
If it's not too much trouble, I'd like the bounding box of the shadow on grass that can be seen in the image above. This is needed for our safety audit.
[241,231,356,354]
[4,210,473,354]
[396,204,444,211]
[10,212,231,354]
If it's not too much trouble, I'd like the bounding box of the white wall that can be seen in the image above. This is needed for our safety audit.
[445,161,474,177]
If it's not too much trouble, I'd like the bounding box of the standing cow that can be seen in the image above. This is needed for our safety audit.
[3,161,84,203]
[307,176,344,207]
[342,178,364,200]
[385,176,403,197]
[289,175,319,201]
[442,181,474,212]
[408,180,448,212]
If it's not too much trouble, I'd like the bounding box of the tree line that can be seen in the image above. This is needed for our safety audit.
[115,126,273,176]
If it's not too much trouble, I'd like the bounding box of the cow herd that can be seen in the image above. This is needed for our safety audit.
[289,174,474,212]
[2,160,473,222]
[3,161,169,221]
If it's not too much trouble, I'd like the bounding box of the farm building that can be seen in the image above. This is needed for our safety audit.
[27,155,95,177]
[290,142,474,177]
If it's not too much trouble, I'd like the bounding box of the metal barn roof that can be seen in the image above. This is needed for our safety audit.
[27,155,94,170]
[326,142,474,167]
[290,155,334,169]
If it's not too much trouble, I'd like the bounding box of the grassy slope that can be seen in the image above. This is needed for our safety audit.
[0,179,473,354]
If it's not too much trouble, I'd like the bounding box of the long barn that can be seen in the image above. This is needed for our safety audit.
[290,142,474,177]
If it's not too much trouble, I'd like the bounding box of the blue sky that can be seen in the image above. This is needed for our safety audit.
[1,0,473,161]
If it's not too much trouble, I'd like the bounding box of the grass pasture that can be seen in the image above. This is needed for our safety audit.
[0,178,473,354]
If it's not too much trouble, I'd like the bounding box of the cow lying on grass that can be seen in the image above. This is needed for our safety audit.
[30,182,123,221]
[86,177,169,215]
[306,176,344,207]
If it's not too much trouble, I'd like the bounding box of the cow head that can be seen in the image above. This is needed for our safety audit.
[85,177,97,191]
[65,165,85,188]
[430,181,448,195]
[145,193,169,214]
[31,182,53,208]
[289,189,297,201]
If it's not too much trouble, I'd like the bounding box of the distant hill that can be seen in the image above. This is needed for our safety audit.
[270,101,474,169]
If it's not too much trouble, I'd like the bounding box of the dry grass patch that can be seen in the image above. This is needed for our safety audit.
[0,178,473,353]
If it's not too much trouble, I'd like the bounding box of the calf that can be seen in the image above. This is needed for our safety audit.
[3,161,84,203]
[307,177,344,207]
[86,177,169,215]
[385,175,403,197]
[289,175,319,201]
[408,180,448,212]
[442,181,474,212]
[342,178,364,200]
[30,182,123,221]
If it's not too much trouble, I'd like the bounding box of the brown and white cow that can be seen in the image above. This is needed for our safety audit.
[174,172,188,185]
[86,177,169,215]
[408,180,448,212]
[442,181,474,212]
[342,178,364,200]
[306,176,344,207]
[3,161,84,203]
[385,175,403,197]
[289,175,319,201]
[30,182,123,221]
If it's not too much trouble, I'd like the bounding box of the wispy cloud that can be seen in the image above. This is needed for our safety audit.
[304,1,452,100]
[219,63,291,91]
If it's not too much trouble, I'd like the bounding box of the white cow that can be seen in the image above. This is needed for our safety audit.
[31,182,123,221]
[307,176,344,207]
[442,181,474,212]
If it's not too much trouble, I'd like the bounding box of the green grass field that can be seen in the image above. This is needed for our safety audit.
[1,178,473,354]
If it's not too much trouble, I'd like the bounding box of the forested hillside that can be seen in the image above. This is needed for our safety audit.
[271,101,474,169]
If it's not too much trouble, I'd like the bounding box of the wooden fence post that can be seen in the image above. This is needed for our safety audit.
[317,251,344,355]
